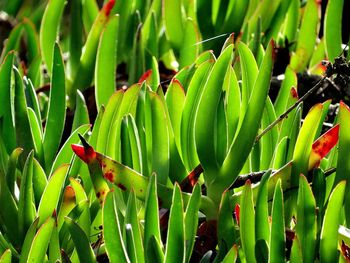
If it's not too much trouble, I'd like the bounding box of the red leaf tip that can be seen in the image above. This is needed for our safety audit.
[103,0,115,16]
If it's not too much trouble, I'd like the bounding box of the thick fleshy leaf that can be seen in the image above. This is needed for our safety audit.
[320,181,346,262]
[42,43,66,172]
[0,52,15,153]
[291,104,323,188]
[27,215,55,262]
[144,174,162,250]
[0,249,11,263]
[14,67,35,164]
[70,0,116,101]
[222,245,238,263]
[195,45,233,177]
[0,170,19,247]
[50,124,91,176]
[146,235,164,263]
[220,41,274,190]
[255,170,271,243]
[269,180,285,263]
[184,184,201,261]
[96,90,124,154]
[103,191,129,262]
[179,18,200,68]
[20,218,39,263]
[324,0,344,62]
[237,42,259,117]
[18,151,36,241]
[290,0,320,71]
[296,174,317,263]
[336,102,350,224]
[124,190,144,263]
[65,217,96,263]
[164,184,185,263]
[308,124,339,170]
[71,90,90,133]
[37,165,69,226]
[164,0,184,51]
[39,0,65,73]
[240,180,256,263]
[5,147,23,196]
[95,14,119,110]
[181,60,214,171]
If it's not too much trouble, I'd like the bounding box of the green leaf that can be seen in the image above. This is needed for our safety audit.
[290,0,320,72]
[255,170,271,243]
[296,174,316,262]
[49,222,61,263]
[0,52,15,153]
[225,66,241,145]
[20,218,39,263]
[165,79,186,152]
[68,0,83,78]
[5,147,23,196]
[50,124,91,175]
[195,45,233,177]
[0,25,23,63]
[336,102,350,224]
[220,41,274,189]
[146,235,164,263]
[37,164,69,226]
[27,215,55,262]
[70,0,116,99]
[18,151,36,241]
[122,114,143,174]
[65,217,96,263]
[39,0,65,73]
[32,158,48,207]
[164,184,185,263]
[0,249,11,263]
[290,235,302,263]
[240,181,256,263]
[27,107,43,160]
[237,42,259,118]
[269,180,285,263]
[103,191,129,262]
[184,184,201,262]
[71,90,90,132]
[283,0,300,43]
[164,0,184,51]
[144,174,162,250]
[179,18,200,68]
[57,186,76,230]
[217,190,235,256]
[222,245,238,263]
[274,66,298,118]
[149,91,170,185]
[13,67,35,164]
[324,0,344,62]
[291,104,323,187]
[124,190,144,263]
[181,60,214,171]
[95,14,119,110]
[42,43,66,172]
[320,181,346,263]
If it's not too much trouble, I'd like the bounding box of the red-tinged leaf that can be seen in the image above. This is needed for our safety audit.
[103,0,115,16]
[290,87,298,99]
[71,135,96,164]
[138,69,152,84]
[180,164,203,192]
[341,240,350,262]
[235,204,240,225]
[308,124,339,169]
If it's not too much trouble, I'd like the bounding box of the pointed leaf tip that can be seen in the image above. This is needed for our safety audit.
[71,143,96,163]
[103,0,116,16]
